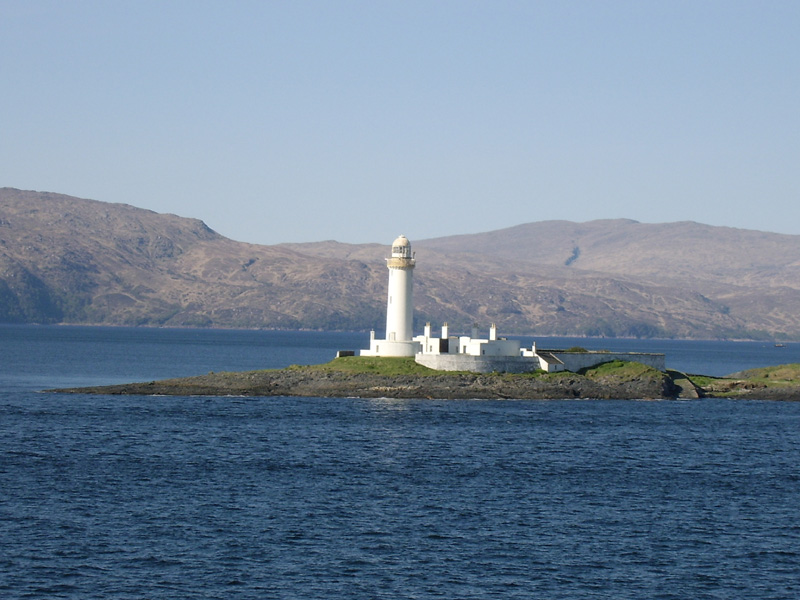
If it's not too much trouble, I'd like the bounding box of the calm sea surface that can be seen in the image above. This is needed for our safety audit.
[1,325,799,599]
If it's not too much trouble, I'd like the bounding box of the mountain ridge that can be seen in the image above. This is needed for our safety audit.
[2,187,799,340]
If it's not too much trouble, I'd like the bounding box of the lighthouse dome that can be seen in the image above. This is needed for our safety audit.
[391,235,412,258]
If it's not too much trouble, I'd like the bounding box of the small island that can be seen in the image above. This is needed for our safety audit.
[51,236,800,401]
[51,357,800,401]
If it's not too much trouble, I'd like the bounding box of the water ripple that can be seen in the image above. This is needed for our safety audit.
[3,394,800,599]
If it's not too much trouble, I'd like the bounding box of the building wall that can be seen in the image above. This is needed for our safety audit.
[415,334,452,354]
[361,339,422,357]
[453,337,521,357]
[478,339,521,356]
[416,354,541,374]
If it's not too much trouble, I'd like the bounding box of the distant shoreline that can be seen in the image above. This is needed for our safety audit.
[9,322,799,344]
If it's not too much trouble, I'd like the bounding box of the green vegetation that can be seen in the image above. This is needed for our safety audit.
[302,356,442,376]
[729,364,800,387]
[565,346,589,353]
[682,365,800,390]
[299,356,665,382]
[580,360,663,382]
[512,369,549,379]
[678,364,800,398]
[682,374,724,387]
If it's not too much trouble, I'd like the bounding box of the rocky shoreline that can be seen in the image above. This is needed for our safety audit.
[53,364,692,400]
[49,359,800,400]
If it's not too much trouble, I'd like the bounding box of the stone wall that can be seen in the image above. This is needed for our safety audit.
[415,354,540,374]
[416,351,666,374]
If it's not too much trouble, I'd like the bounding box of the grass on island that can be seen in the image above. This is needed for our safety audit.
[291,356,664,381]
[293,355,536,377]
[682,374,722,387]
[731,363,800,386]
[712,363,800,389]
[580,360,664,382]
[682,363,800,396]
[685,364,800,387]
[293,356,444,376]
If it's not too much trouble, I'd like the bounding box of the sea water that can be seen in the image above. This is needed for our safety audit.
[1,325,799,599]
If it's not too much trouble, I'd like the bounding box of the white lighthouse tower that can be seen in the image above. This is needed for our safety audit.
[385,235,415,342]
[360,235,422,357]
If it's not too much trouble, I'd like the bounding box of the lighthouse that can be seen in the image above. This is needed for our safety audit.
[356,233,668,374]
[385,235,415,342]
[360,235,422,357]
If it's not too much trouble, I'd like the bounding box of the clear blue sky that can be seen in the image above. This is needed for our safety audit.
[2,1,798,244]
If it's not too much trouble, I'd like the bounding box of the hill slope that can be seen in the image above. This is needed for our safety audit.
[2,187,799,339]
[0,188,386,329]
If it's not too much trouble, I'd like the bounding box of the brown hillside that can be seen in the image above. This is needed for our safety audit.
[416,219,800,288]
[2,187,799,339]
[0,188,385,328]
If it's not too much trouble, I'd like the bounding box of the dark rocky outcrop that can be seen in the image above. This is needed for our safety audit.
[52,364,679,400]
